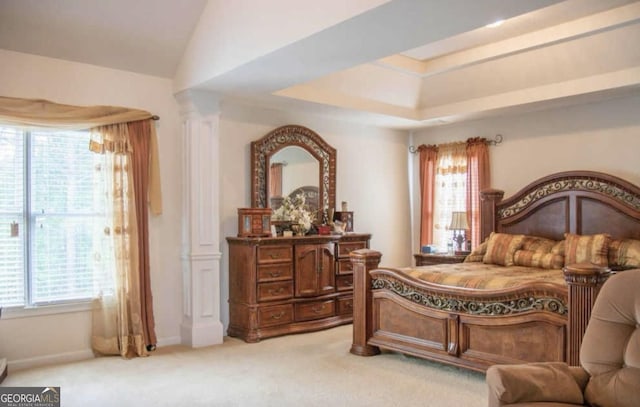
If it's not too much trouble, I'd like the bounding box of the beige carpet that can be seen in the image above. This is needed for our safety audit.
[2,325,487,406]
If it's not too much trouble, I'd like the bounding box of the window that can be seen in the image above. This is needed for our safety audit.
[0,126,112,307]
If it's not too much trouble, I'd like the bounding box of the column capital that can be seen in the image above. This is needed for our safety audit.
[175,89,221,118]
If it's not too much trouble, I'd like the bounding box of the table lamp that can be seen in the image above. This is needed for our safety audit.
[449,211,470,254]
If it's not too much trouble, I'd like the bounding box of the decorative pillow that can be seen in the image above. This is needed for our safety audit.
[483,233,526,266]
[513,250,565,269]
[464,240,488,263]
[564,233,611,267]
[608,238,640,269]
[551,240,565,256]
[520,236,556,253]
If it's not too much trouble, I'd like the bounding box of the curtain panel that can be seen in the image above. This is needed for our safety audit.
[418,145,438,247]
[466,138,490,248]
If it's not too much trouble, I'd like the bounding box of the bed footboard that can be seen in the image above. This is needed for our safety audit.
[349,250,610,371]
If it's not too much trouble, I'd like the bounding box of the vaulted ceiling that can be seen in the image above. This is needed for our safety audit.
[1,0,639,129]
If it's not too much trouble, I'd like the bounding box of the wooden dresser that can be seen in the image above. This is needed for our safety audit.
[227,233,371,342]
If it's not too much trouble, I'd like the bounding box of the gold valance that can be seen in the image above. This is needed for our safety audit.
[0,96,153,130]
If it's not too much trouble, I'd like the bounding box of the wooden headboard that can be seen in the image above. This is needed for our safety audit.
[480,171,640,242]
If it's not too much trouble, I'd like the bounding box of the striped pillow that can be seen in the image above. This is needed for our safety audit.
[520,236,557,253]
[483,233,526,266]
[513,250,565,269]
[608,238,640,269]
[564,233,611,267]
[464,240,488,263]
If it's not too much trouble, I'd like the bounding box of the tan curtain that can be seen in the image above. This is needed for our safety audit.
[90,123,147,358]
[466,138,490,248]
[418,145,438,247]
[127,119,159,348]
[270,163,284,197]
[433,142,467,252]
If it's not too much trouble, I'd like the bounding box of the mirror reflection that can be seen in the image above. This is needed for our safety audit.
[269,146,319,213]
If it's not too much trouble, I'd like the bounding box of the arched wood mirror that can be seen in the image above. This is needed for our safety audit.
[251,125,336,220]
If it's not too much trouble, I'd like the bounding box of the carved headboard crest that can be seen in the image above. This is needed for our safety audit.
[498,173,640,219]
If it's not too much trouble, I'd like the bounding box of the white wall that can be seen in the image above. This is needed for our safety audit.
[410,94,640,251]
[219,101,413,329]
[0,50,184,368]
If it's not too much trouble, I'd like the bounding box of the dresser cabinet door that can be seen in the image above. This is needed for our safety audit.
[294,243,335,297]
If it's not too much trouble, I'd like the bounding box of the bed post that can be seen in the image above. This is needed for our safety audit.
[480,189,504,242]
[563,263,611,366]
[350,249,382,356]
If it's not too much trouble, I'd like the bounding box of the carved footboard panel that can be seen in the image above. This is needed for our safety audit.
[362,265,567,372]
[369,292,566,371]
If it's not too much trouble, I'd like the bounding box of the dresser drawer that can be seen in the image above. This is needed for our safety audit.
[336,259,354,274]
[337,296,353,315]
[257,281,293,302]
[337,241,367,258]
[258,304,294,328]
[294,299,335,322]
[336,274,354,291]
[257,263,293,282]
[257,245,293,264]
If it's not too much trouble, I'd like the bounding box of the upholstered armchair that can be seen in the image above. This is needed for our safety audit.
[486,269,640,407]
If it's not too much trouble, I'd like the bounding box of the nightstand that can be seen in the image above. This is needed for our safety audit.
[414,253,467,266]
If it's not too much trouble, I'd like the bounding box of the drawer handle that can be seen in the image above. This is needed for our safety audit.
[311,304,326,314]
[269,253,280,259]
[269,271,282,278]
[268,287,285,295]
[344,280,353,287]
[346,302,353,308]
[270,311,285,320]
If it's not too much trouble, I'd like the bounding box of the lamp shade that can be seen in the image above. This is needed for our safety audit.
[449,211,469,230]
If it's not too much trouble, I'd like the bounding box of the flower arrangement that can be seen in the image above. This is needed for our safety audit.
[272,193,315,234]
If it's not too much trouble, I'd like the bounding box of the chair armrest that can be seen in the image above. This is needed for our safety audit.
[486,362,587,407]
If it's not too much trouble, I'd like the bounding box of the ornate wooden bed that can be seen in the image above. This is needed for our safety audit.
[350,171,640,372]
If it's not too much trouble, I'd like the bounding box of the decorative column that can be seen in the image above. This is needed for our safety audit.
[175,89,224,347]
[563,262,611,366]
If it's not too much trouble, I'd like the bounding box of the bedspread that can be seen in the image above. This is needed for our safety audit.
[400,262,567,291]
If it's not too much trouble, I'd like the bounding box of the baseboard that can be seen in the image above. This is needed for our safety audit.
[156,336,182,347]
[7,335,184,372]
[9,349,95,372]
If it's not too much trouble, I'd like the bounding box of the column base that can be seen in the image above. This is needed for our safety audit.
[181,319,224,348]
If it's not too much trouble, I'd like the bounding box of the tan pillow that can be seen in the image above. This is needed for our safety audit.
[552,240,565,256]
[487,362,584,405]
[608,238,640,268]
[514,250,565,269]
[464,240,487,263]
[564,233,611,267]
[483,232,525,266]
[520,236,556,253]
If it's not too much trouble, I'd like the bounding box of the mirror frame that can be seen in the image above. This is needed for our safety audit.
[251,125,336,219]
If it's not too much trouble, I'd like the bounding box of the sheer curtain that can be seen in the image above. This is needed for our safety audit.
[433,142,467,252]
[90,123,148,358]
[418,144,438,246]
[466,138,490,248]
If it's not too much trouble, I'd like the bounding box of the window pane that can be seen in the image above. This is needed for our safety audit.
[0,127,25,306]
[30,131,108,303]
